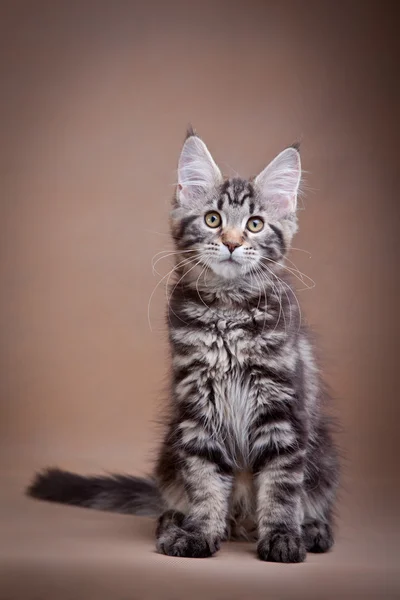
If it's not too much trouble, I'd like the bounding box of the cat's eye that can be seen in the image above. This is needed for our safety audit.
[204,211,222,228]
[246,217,264,233]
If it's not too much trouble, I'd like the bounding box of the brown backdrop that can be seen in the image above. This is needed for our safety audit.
[1,1,399,599]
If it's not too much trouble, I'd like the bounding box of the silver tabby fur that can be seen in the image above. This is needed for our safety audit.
[28,128,339,563]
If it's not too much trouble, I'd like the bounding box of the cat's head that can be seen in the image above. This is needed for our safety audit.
[170,129,301,281]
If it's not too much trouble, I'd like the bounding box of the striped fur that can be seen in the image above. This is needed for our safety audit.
[27,130,339,563]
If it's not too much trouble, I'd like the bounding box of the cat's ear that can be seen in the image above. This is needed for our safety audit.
[254,147,301,218]
[177,134,222,206]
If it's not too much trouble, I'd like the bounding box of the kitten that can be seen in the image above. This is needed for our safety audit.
[27,128,339,563]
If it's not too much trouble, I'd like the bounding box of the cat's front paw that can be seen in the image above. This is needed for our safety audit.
[302,519,334,553]
[156,515,219,558]
[257,531,306,563]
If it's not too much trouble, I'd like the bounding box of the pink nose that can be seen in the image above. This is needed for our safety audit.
[223,240,241,254]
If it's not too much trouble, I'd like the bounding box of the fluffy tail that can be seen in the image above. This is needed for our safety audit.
[27,468,164,517]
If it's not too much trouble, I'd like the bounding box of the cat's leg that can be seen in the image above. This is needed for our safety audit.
[155,431,234,558]
[302,422,339,553]
[252,407,307,563]
[254,454,307,562]
[302,484,335,553]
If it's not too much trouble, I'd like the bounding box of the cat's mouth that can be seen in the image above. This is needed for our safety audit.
[206,255,248,280]
[220,256,240,263]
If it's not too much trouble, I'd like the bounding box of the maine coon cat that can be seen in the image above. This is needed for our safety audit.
[28,128,339,563]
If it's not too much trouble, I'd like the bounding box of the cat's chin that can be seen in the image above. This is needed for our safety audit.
[208,259,249,280]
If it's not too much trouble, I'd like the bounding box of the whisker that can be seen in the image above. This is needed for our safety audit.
[147,255,199,331]
[257,268,269,336]
[270,273,286,336]
[261,263,292,333]
[165,257,201,326]
[144,229,170,237]
[166,258,205,326]
[152,249,197,275]
[289,247,312,257]
[283,256,310,287]
[257,263,285,337]
[274,270,292,331]
[249,265,264,315]
[282,262,315,289]
[262,257,316,290]
[250,264,272,337]
[264,264,302,332]
[195,263,213,315]
[151,248,196,267]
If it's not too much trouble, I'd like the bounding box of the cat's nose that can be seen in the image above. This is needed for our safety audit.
[223,240,242,254]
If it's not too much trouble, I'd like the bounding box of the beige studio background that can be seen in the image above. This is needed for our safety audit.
[0,1,399,599]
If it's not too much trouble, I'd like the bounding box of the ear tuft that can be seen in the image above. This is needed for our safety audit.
[185,124,197,140]
[254,147,301,218]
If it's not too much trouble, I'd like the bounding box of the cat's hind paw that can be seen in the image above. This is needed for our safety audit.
[302,519,334,553]
[156,511,220,558]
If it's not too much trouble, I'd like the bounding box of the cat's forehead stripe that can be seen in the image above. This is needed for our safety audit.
[221,179,254,207]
